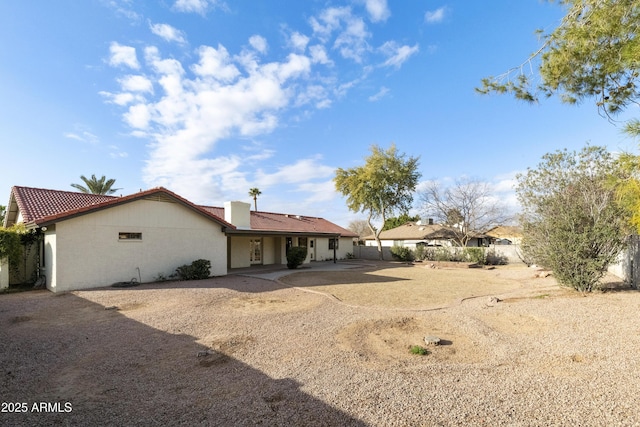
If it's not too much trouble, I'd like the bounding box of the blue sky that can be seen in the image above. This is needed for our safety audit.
[1,0,636,227]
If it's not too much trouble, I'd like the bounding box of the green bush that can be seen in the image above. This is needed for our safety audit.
[287,246,308,269]
[463,247,486,265]
[175,259,211,280]
[390,245,414,262]
[414,245,426,261]
[409,345,429,355]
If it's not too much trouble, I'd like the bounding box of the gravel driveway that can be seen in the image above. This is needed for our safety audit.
[1,262,639,426]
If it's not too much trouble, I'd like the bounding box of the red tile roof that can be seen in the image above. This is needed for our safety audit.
[6,186,116,225]
[200,207,358,237]
[5,186,234,229]
[5,186,356,237]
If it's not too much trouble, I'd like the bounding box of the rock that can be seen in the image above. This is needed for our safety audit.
[104,306,119,310]
[424,336,441,346]
[486,296,501,307]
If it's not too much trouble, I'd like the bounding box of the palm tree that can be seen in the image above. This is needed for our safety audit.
[248,188,262,211]
[71,174,121,195]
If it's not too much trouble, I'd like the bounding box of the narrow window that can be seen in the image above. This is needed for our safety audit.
[329,238,339,250]
[119,232,142,240]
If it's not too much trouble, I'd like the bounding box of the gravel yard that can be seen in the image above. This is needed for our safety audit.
[1,261,639,426]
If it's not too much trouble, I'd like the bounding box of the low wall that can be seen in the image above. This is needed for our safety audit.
[351,245,393,260]
[351,244,525,264]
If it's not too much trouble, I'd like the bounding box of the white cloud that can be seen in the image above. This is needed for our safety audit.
[173,0,210,15]
[363,0,390,23]
[119,75,153,93]
[368,86,389,102]
[108,42,317,202]
[255,156,335,187]
[191,45,240,82]
[309,45,333,65]
[124,104,151,129]
[379,41,419,69]
[108,42,140,69]
[289,32,310,52]
[64,131,99,144]
[249,35,268,54]
[150,22,187,44]
[425,7,448,24]
[310,7,371,63]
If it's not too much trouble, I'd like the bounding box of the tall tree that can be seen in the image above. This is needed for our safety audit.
[0,205,5,226]
[71,175,120,195]
[477,0,640,136]
[248,188,262,211]
[517,145,626,292]
[420,178,509,246]
[334,144,421,260]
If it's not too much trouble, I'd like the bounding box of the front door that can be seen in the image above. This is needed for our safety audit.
[250,239,262,265]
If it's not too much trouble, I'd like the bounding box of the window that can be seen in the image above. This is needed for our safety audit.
[329,238,339,250]
[119,232,142,240]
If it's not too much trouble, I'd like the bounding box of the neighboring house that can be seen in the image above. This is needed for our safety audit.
[362,221,488,248]
[2,186,357,292]
[485,225,523,245]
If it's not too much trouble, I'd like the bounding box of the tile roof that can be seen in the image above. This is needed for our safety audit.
[5,186,234,229]
[5,186,116,226]
[363,222,459,241]
[5,186,356,237]
[201,206,358,237]
[485,225,523,239]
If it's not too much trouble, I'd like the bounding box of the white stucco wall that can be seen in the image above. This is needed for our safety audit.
[0,257,8,290]
[314,237,354,261]
[229,236,251,269]
[47,199,227,292]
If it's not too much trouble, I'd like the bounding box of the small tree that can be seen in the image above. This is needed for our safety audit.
[334,144,421,260]
[517,145,626,292]
[420,178,509,247]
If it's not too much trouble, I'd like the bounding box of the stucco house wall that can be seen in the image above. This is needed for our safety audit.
[45,199,227,292]
[314,237,354,261]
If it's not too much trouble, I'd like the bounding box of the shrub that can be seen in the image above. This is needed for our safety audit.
[287,246,308,269]
[409,345,429,355]
[486,249,509,265]
[414,245,426,261]
[463,247,486,265]
[390,245,414,262]
[175,259,211,280]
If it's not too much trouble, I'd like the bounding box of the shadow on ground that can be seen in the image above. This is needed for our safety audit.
[0,291,367,426]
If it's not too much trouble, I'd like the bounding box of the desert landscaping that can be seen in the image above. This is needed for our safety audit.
[2,260,640,426]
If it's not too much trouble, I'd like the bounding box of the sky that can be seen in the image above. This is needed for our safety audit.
[1,0,637,227]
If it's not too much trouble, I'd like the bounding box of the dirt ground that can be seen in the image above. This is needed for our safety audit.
[1,261,637,426]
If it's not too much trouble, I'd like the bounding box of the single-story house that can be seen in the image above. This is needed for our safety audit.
[1,186,357,292]
[484,225,523,245]
[362,221,488,248]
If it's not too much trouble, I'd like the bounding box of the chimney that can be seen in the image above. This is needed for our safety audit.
[224,201,251,229]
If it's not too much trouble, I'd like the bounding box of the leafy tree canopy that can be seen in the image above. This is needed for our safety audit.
[334,144,421,259]
[382,213,421,231]
[71,174,120,195]
[517,145,627,292]
[478,0,640,135]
